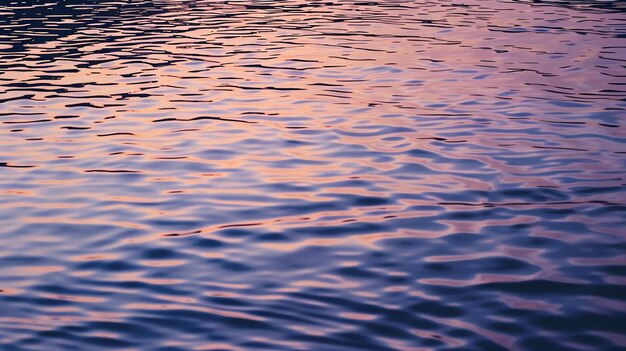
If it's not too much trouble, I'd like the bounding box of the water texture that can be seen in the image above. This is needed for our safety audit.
[1,0,625,350]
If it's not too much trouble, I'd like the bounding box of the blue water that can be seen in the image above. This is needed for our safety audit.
[1,0,625,350]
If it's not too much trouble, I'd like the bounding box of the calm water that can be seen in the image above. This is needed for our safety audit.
[1,0,626,350]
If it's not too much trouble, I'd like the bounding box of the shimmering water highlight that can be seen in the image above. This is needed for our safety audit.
[1,0,626,350]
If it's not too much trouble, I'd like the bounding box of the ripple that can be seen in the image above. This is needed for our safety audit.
[1,0,626,350]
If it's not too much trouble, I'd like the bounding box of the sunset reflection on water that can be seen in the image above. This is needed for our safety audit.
[1,0,626,350]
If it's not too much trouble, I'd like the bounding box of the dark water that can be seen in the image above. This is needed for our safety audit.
[1,0,626,350]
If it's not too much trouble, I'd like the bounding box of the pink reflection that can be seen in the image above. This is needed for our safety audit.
[0,1,624,350]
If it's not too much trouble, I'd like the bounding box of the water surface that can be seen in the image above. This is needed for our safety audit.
[1,0,626,350]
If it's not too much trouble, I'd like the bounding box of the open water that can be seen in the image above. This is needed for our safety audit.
[1,0,626,350]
